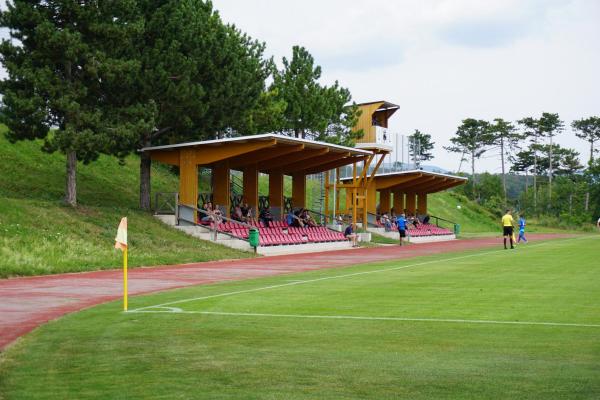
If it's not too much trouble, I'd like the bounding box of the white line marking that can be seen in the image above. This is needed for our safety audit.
[127,310,600,328]
[131,235,598,313]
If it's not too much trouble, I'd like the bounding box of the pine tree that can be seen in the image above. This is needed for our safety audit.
[444,119,493,200]
[517,117,544,212]
[0,1,145,206]
[572,116,600,165]
[539,113,564,208]
[408,129,435,169]
[109,0,270,210]
[489,118,520,205]
[271,46,361,145]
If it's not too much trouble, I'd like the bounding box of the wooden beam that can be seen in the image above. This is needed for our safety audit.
[404,178,457,193]
[282,152,351,174]
[366,153,386,186]
[304,155,368,175]
[261,148,329,171]
[269,171,284,218]
[291,172,306,208]
[179,148,198,208]
[229,144,304,169]
[150,150,179,166]
[379,189,391,213]
[374,174,423,190]
[418,180,465,193]
[406,193,417,214]
[417,193,428,214]
[195,139,277,165]
[366,185,377,214]
[392,191,404,214]
[242,164,259,212]
[212,161,230,217]
[397,176,439,192]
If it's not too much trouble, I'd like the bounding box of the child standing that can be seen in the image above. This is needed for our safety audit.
[518,214,527,243]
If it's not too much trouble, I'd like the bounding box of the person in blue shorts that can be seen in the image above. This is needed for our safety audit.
[396,213,407,246]
[518,214,527,243]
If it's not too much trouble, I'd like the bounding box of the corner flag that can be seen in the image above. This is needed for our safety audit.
[114,217,128,311]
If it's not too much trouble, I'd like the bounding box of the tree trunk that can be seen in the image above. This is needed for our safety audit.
[548,136,553,209]
[569,194,573,215]
[471,151,476,201]
[140,149,152,210]
[64,150,77,207]
[590,140,595,165]
[500,136,506,206]
[585,192,590,212]
[533,148,537,213]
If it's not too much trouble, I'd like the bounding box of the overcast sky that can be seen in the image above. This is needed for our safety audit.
[1,1,598,173]
[216,0,600,172]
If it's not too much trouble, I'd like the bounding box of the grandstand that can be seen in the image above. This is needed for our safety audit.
[339,170,467,243]
[144,134,387,254]
[143,101,467,252]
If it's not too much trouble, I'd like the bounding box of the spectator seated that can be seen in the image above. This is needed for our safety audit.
[223,217,347,246]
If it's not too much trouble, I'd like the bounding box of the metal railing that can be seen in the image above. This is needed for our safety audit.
[154,192,178,215]
[177,203,255,243]
[429,214,457,229]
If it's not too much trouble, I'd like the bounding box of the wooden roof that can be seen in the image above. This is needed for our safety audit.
[341,170,467,194]
[141,134,386,175]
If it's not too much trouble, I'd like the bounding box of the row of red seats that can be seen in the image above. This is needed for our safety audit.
[259,234,308,246]
[229,228,346,246]
[381,222,453,236]
[305,231,346,242]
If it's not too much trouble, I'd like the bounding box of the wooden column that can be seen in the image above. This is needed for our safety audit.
[345,187,353,212]
[417,193,428,214]
[242,164,259,212]
[379,189,391,214]
[335,168,341,217]
[393,191,404,214]
[406,192,417,214]
[212,161,230,217]
[179,148,198,207]
[291,172,306,209]
[352,187,358,230]
[363,187,370,229]
[324,171,330,223]
[366,185,377,215]
[269,171,284,219]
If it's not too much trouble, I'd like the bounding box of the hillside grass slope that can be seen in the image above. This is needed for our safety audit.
[0,127,251,278]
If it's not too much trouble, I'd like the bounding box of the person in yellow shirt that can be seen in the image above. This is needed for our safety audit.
[501,209,514,249]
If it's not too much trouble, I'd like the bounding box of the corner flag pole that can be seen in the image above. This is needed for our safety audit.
[123,246,128,311]
[114,217,128,311]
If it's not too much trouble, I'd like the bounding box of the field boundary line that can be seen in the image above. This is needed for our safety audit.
[128,310,600,328]
[130,235,598,312]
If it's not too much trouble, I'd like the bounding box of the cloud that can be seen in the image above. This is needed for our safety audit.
[440,19,530,48]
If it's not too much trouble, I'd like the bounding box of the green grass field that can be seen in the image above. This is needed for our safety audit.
[0,127,252,277]
[1,236,598,399]
[0,122,513,277]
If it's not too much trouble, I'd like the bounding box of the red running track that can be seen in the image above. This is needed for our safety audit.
[0,234,570,350]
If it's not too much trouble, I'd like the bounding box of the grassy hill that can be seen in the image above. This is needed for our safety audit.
[0,127,252,278]
[427,191,499,235]
[0,123,542,278]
